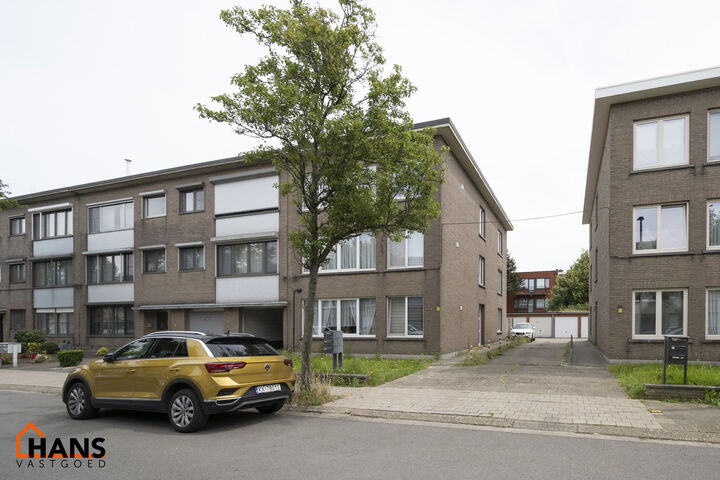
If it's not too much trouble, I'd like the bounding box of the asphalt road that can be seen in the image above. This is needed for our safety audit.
[2,391,719,480]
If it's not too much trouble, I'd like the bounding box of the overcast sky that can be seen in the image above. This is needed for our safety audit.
[2,0,719,271]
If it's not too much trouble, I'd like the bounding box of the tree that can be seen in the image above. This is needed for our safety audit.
[546,250,589,311]
[196,0,445,386]
[506,252,521,295]
[0,179,20,210]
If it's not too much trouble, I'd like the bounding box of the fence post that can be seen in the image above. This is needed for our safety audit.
[569,334,574,364]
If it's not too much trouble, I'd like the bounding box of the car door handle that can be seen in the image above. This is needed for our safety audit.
[126,369,136,374]
[169,367,180,372]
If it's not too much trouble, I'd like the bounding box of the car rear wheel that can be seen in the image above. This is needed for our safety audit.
[66,383,99,420]
[168,389,208,433]
[256,401,285,414]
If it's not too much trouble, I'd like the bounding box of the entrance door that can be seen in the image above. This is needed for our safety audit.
[478,305,485,346]
[0,314,4,342]
[157,311,168,331]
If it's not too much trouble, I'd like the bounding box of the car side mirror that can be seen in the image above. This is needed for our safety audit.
[103,353,115,363]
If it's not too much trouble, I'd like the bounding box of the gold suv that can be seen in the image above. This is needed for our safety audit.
[62,331,295,432]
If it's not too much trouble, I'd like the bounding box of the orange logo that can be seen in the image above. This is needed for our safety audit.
[15,422,106,459]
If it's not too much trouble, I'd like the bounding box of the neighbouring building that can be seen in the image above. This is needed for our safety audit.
[507,270,560,314]
[584,67,720,362]
[0,118,512,355]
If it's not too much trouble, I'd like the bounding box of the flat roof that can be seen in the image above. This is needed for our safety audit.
[583,66,720,224]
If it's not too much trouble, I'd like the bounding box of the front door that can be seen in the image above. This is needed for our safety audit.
[478,305,485,346]
[157,311,168,331]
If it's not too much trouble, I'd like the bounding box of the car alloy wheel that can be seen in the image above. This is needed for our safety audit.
[171,395,195,428]
[68,386,86,416]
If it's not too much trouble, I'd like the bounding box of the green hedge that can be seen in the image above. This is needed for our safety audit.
[57,350,84,367]
[14,330,46,345]
[42,342,60,354]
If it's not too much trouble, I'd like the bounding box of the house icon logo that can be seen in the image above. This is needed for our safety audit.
[15,422,45,459]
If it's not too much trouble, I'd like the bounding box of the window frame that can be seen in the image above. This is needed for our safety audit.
[178,245,205,272]
[706,288,720,340]
[217,240,278,277]
[8,262,26,283]
[143,248,167,274]
[497,230,503,256]
[142,194,166,219]
[707,110,720,163]
[631,289,688,340]
[33,259,73,287]
[35,310,74,336]
[632,203,688,254]
[9,216,25,236]
[32,208,73,240]
[478,255,485,287]
[633,114,689,170]
[88,305,135,336]
[304,297,377,338]
[179,187,205,214]
[479,207,486,238]
[86,253,133,284]
[303,234,376,274]
[707,199,720,251]
[497,269,503,295]
[87,201,134,234]
[387,231,424,269]
[10,309,26,331]
[497,308,503,334]
[386,296,424,338]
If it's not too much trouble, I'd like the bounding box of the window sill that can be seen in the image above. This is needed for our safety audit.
[179,269,206,273]
[179,210,205,215]
[143,271,167,275]
[386,266,425,272]
[631,251,693,258]
[217,273,278,278]
[87,281,134,286]
[628,338,693,343]
[703,161,720,167]
[9,234,26,237]
[34,235,74,241]
[384,336,424,341]
[703,248,720,254]
[702,339,720,343]
[142,215,167,220]
[629,164,694,175]
[33,285,73,289]
[309,335,377,340]
[300,269,377,276]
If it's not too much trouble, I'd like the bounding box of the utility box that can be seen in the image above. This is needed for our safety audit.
[663,335,690,384]
[0,342,22,367]
[323,329,343,354]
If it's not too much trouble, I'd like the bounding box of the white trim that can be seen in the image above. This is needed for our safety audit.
[596,65,720,99]
[708,199,720,251]
[479,256,485,287]
[303,297,377,337]
[211,232,278,244]
[85,197,133,208]
[209,167,276,184]
[142,247,167,274]
[387,231,424,269]
[177,244,205,272]
[142,193,166,219]
[175,181,203,190]
[707,110,720,163]
[82,248,133,255]
[631,289,688,340]
[632,203,689,254]
[706,289,720,340]
[4,258,25,263]
[632,115,689,170]
[386,296,424,338]
[27,202,72,213]
[175,241,204,247]
[138,189,166,197]
[139,244,166,250]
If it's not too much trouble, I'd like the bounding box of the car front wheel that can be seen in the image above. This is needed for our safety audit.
[168,389,208,433]
[66,382,99,420]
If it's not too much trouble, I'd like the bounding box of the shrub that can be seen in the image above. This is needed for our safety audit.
[96,347,108,357]
[42,342,59,355]
[34,354,49,363]
[27,342,42,354]
[291,375,334,406]
[1,354,10,365]
[57,350,84,367]
[14,330,46,345]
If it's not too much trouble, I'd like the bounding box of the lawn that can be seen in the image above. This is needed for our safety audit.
[283,352,434,387]
[609,363,720,405]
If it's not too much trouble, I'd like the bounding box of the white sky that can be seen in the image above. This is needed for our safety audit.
[2,0,719,271]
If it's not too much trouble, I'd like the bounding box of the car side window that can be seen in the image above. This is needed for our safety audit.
[148,338,188,358]
[114,338,155,361]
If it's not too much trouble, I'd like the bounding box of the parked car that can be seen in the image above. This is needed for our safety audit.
[62,331,295,432]
[510,323,535,340]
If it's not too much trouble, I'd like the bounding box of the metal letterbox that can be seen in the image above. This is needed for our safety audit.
[323,329,343,354]
[663,335,690,384]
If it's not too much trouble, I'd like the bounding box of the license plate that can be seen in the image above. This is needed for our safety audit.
[255,384,281,394]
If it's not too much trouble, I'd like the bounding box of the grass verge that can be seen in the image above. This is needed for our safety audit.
[457,336,531,366]
[609,363,720,405]
[290,374,334,406]
[284,352,434,387]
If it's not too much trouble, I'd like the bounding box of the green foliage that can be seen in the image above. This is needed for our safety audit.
[705,390,720,407]
[14,330,46,345]
[42,342,59,354]
[57,350,84,367]
[0,179,20,210]
[96,346,108,357]
[609,363,720,404]
[291,375,334,406]
[1,354,10,365]
[458,336,530,366]
[33,354,49,363]
[197,0,445,387]
[506,252,521,295]
[27,342,42,354]
[547,250,589,311]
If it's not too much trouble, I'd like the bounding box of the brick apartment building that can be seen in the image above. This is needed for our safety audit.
[584,67,720,362]
[507,270,560,314]
[0,118,512,355]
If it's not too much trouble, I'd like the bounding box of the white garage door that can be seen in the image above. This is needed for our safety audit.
[580,316,588,338]
[189,310,224,334]
[529,317,552,337]
[555,317,579,338]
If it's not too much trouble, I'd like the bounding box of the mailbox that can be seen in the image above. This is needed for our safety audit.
[323,328,343,354]
[663,335,690,384]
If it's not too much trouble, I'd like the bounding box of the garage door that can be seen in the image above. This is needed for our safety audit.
[580,316,588,338]
[243,308,283,347]
[555,316,579,338]
[529,317,552,337]
[189,310,224,334]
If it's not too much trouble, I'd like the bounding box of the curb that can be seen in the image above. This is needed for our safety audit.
[0,384,61,395]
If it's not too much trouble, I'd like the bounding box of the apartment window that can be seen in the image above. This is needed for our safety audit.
[633,289,686,338]
[88,305,134,336]
[88,202,133,234]
[218,241,278,276]
[535,298,545,309]
[180,188,204,213]
[36,311,73,336]
[388,231,423,268]
[33,259,73,287]
[305,298,376,336]
[32,209,73,240]
[9,263,26,283]
[707,289,720,339]
[497,270,502,295]
[633,204,687,253]
[497,308,503,333]
[306,234,376,273]
[497,231,503,256]
[514,298,529,310]
[479,256,485,286]
[179,246,204,271]
[708,201,720,249]
[387,296,423,337]
[143,194,166,218]
[479,207,486,237]
[9,216,25,236]
[87,253,133,284]
[10,310,25,331]
[634,116,688,169]
[708,111,720,162]
[143,249,166,273]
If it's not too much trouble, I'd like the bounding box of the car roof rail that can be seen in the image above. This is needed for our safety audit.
[145,330,206,336]
[222,331,255,337]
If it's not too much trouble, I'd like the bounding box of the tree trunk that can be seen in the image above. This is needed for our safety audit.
[300,263,319,389]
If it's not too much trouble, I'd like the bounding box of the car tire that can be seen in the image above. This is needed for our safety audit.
[168,388,208,433]
[65,382,99,420]
[256,401,285,414]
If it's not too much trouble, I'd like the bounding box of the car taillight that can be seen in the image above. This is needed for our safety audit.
[204,362,247,373]
[283,359,293,367]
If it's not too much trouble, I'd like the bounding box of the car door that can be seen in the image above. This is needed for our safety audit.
[133,337,189,400]
[91,338,156,399]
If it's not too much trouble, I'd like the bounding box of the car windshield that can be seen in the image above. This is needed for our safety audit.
[205,337,279,357]
[514,324,531,329]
